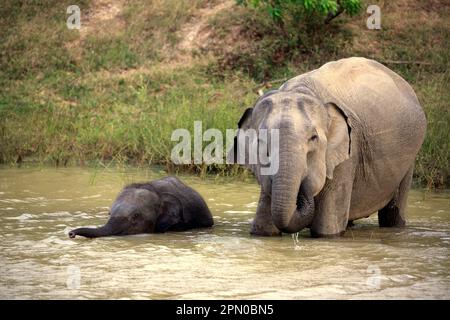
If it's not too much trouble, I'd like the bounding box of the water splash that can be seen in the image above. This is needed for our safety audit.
[292,233,302,251]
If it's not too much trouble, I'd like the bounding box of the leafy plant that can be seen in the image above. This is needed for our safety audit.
[236,0,362,25]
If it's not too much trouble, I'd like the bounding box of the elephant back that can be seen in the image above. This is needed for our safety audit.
[280,57,426,161]
[151,177,213,226]
[280,57,427,207]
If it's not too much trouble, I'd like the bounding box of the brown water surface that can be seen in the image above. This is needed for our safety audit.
[0,166,448,299]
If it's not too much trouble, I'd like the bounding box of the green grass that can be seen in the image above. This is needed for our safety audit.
[413,72,450,188]
[0,0,448,187]
[0,65,256,169]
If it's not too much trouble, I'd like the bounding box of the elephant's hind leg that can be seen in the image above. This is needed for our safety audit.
[378,166,413,227]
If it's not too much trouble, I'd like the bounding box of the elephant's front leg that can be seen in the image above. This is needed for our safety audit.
[251,191,281,236]
[310,161,354,237]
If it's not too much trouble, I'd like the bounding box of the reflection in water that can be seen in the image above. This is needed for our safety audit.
[0,166,449,299]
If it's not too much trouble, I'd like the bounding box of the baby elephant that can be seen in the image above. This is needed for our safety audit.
[69,177,213,238]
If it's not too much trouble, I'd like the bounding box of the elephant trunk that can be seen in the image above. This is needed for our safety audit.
[271,124,315,233]
[69,219,122,238]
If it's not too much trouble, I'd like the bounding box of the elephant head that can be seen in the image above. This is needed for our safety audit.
[230,90,351,234]
[69,185,183,238]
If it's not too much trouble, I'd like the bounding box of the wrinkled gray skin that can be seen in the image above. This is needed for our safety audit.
[69,177,213,238]
[230,57,426,237]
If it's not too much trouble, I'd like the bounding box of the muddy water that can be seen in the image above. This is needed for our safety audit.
[0,166,449,299]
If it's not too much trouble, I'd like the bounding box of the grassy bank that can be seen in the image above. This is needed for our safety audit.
[0,0,448,187]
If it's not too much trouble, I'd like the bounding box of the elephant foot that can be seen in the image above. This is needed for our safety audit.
[250,221,282,236]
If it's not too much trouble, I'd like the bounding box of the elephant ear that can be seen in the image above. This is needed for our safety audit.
[325,102,351,179]
[155,193,184,233]
[226,107,253,164]
[237,107,253,129]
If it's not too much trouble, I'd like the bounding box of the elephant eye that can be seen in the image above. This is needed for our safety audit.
[132,212,140,220]
[309,134,318,141]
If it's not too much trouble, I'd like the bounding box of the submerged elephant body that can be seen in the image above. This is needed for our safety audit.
[231,57,426,237]
[69,177,213,238]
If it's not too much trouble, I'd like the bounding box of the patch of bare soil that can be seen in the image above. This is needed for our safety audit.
[79,0,125,39]
[66,1,234,71]
[65,0,125,57]
[178,1,233,51]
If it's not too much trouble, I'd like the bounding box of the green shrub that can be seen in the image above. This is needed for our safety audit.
[236,0,362,26]
[207,3,354,81]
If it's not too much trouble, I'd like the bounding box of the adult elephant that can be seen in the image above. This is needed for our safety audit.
[229,57,426,237]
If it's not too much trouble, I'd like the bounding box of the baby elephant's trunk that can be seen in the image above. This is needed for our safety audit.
[69,220,119,238]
